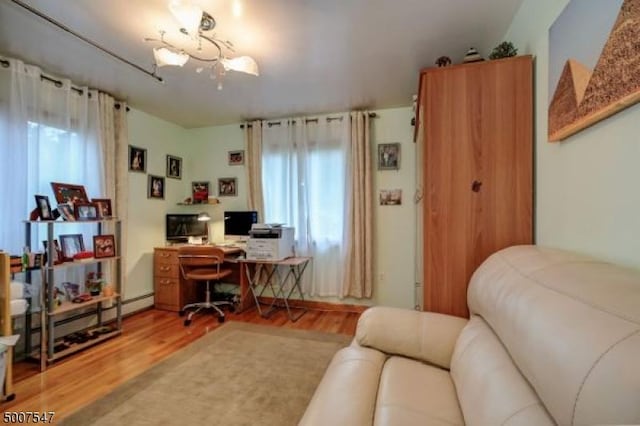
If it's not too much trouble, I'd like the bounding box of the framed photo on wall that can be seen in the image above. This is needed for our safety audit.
[377,143,400,170]
[218,177,237,197]
[166,155,182,179]
[192,181,209,204]
[129,145,147,173]
[228,150,245,165]
[148,175,165,199]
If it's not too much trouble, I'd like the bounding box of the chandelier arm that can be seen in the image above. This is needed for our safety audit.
[146,36,224,63]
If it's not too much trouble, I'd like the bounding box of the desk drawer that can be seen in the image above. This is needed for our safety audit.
[154,263,180,278]
[155,277,180,311]
[154,249,179,264]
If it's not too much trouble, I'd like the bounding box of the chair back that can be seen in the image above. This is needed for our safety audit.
[178,246,226,279]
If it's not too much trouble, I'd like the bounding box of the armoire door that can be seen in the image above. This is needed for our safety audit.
[421,56,532,317]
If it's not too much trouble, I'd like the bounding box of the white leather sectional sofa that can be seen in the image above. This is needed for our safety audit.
[300,246,640,425]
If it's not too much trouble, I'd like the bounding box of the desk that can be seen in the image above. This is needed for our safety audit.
[240,257,311,322]
[153,245,253,312]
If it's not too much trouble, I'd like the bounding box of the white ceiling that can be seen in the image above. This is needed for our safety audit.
[0,0,524,128]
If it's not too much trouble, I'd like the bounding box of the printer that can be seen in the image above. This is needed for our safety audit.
[245,224,295,261]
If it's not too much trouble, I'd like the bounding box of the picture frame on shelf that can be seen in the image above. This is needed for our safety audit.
[92,198,113,219]
[148,175,165,199]
[228,150,245,165]
[61,282,80,301]
[166,155,182,179]
[74,203,99,221]
[218,177,237,197]
[57,203,75,221]
[34,194,54,220]
[50,182,89,205]
[192,181,209,204]
[377,143,400,170]
[93,235,116,259]
[129,145,147,173]
[43,239,63,265]
[59,234,85,260]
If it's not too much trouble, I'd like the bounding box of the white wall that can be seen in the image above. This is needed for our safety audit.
[371,107,417,308]
[504,1,640,269]
[181,107,417,308]
[187,124,249,243]
[125,108,190,301]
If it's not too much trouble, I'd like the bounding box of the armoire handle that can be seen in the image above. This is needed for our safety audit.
[471,180,482,192]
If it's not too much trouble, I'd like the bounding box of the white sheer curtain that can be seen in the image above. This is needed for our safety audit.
[261,115,350,296]
[0,57,107,297]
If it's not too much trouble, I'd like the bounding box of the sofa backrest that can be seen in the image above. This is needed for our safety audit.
[466,245,640,425]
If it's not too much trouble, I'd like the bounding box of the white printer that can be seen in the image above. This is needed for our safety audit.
[245,224,295,261]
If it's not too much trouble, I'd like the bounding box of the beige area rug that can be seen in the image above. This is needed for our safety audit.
[61,322,351,426]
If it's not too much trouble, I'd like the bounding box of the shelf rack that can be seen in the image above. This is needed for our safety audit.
[24,219,122,371]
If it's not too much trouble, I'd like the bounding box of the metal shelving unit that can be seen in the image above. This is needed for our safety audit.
[24,219,122,371]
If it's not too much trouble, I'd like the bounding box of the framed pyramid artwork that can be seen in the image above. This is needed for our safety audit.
[548,0,640,142]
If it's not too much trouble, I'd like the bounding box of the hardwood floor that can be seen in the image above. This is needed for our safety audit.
[4,307,361,421]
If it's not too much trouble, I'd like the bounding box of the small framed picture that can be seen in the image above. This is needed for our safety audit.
[379,189,402,205]
[166,155,182,179]
[148,175,165,199]
[228,150,245,166]
[34,195,54,220]
[57,203,75,221]
[43,240,63,265]
[92,198,113,219]
[192,181,209,204]
[74,203,99,221]
[377,143,400,170]
[59,234,85,260]
[93,235,116,259]
[218,177,237,197]
[129,145,147,173]
[50,182,89,204]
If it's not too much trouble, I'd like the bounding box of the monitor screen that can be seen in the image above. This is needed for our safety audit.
[224,211,258,240]
[166,214,208,242]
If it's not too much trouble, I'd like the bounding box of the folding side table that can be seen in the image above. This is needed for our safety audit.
[241,256,311,322]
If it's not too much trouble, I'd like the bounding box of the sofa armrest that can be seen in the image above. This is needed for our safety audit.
[355,306,468,369]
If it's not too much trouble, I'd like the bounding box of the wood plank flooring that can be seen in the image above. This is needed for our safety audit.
[4,306,361,422]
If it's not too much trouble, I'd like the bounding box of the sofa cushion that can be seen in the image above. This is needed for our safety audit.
[451,316,554,426]
[375,356,463,426]
[299,344,386,426]
[467,245,640,425]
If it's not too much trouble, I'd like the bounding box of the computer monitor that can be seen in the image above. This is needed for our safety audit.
[166,214,208,243]
[224,211,258,241]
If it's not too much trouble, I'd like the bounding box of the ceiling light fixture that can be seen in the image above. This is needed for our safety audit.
[145,0,259,90]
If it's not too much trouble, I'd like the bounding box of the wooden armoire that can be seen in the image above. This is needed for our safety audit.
[417,55,533,318]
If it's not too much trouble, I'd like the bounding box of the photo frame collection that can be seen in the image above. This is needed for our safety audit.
[31,183,115,222]
[129,145,247,202]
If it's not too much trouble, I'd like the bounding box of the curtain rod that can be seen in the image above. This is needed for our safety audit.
[0,58,130,111]
[8,0,162,83]
[240,112,378,129]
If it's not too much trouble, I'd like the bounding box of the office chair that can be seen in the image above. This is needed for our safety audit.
[178,246,233,326]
